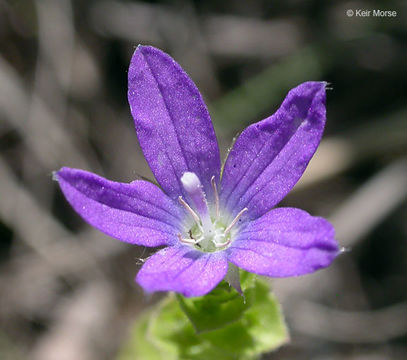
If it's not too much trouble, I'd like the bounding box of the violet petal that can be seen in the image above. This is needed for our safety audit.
[128,45,221,202]
[136,245,228,297]
[221,82,327,220]
[57,167,184,247]
[226,207,338,277]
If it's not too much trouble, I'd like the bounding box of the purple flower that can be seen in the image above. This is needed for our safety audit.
[56,46,339,297]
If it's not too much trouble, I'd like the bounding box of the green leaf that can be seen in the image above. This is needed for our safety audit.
[176,282,246,333]
[242,278,289,354]
[117,273,289,360]
[176,269,257,333]
[199,277,288,357]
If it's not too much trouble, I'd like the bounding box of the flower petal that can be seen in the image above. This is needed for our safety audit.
[227,208,338,277]
[128,45,221,202]
[221,82,327,220]
[136,245,228,297]
[56,167,184,247]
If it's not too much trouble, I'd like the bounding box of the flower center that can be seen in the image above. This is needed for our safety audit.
[177,172,247,252]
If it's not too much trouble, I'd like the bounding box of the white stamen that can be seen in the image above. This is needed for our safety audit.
[224,208,248,235]
[215,238,232,248]
[211,176,220,219]
[178,196,202,231]
[177,233,198,245]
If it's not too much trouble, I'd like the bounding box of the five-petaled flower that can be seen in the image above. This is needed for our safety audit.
[56,46,339,297]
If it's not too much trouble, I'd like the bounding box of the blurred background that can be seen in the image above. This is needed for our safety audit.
[1,0,407,359]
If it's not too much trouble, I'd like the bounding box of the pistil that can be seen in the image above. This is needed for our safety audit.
[181,172,214,236]
[211,176,220,219]
[178,172,248,252]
